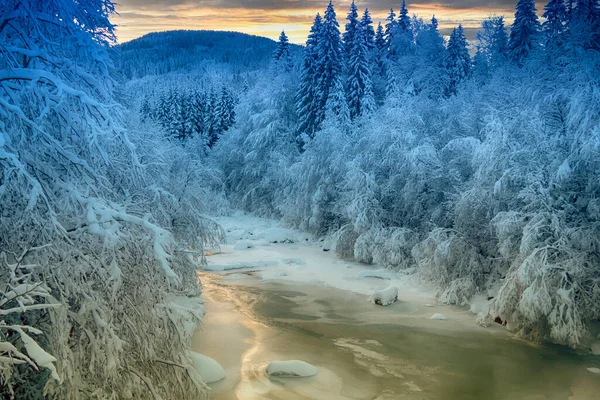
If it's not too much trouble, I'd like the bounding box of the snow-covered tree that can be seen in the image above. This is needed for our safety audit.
[475,16,509,70]
[543,0,568,39]
[297,13,323,137]
[316,1,345,126]
[347,19,376,119]
[385,8,397,47]
[343,1,360,59]
[446,25,471,94]
[361,8,375,51]
[0,0,223,398]
[273,30,293,70]
[509,0,541,63]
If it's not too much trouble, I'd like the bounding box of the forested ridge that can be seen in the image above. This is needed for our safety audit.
[1,0,599,398]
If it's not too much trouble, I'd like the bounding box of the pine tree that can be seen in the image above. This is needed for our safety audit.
[140,97,152,122]
[297,13,323,137]
[361,8,375,51]
[273,30,293,70]
[569,0,600,49]
[385,8,397,47]
[446,25,471,95]
[373,22,388,104]
[390,0,414,56]
[543,0,567,39]
[347,18,375,119]
[316,1,345,125]
[398,0,411,33]
[375,22,386,53]
[343,0,360,58]
[508,0,541,64]
[325,75,350,126]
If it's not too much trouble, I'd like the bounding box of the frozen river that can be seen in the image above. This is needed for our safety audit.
[192,214,600,400]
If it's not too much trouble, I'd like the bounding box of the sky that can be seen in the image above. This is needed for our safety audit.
[113,0,527,44]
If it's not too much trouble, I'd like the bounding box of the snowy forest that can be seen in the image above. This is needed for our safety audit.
[1,0,600,398]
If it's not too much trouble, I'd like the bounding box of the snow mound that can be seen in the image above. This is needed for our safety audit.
[587,367,600,374]
[368,286,398,306]
[356,269,393,280]
[233,241,254,250]
[430,313,447,320]
[189,352,226,383]
[227,229,247,241]
[266,360,318,377]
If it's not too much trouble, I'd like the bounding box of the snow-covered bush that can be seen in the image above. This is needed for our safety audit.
[0,1,223,397]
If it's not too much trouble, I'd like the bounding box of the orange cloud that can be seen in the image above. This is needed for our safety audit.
[113,2,521,44]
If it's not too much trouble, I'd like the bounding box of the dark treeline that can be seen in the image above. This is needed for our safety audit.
[140,86,236,145]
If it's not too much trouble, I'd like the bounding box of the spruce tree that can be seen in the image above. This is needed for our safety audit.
[446,25,471,95]
[390,0,414,56]
[508,0,541,64]
[347,19,375,119]
[373,22,388,104]
[375,22,386,53]
[273,30,293,70]
[343,1,360,59]
[316,1,344,125]
[398,0,411,33]
[297,13,323,137]
[543,0,567,40]
[385,8,397,46]
[569,0,600,49]
[361,8,375,51]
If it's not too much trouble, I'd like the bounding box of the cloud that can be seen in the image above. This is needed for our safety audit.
[113,0,524,43]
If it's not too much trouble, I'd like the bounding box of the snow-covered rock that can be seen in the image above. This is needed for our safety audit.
[587,367,600,375]
[189,352,226,383]
[227,229,247,241]
[430,313,447,320]
[233,241,254,250]
[368,285,398,306]
[266,360,318,377]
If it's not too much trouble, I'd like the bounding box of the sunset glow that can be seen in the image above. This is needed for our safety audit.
[113,1,523,43]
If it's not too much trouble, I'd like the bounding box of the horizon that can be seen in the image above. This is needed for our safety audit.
[113,1,545,44]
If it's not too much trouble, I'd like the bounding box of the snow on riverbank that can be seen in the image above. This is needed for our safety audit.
[200,212,493,328]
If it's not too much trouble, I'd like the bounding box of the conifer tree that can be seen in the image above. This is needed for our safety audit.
[508,0,541,64]
[361,8,375,51]
[347,18,375,119]
[398,0,411,33]
[375,22,386,53]
[543,0,567,40]
[390,0,414,56]
[273,30,293,70]
[316,1,344,125]
[446,25,471,95]
[325,76,350,126]
[373,22,389,104]
[297,13,323,137]
[569,0,600,49]
[343,1,360,58]
[385,8,397,46]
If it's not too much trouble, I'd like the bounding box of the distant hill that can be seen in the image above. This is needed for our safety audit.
[116,30,301,79]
